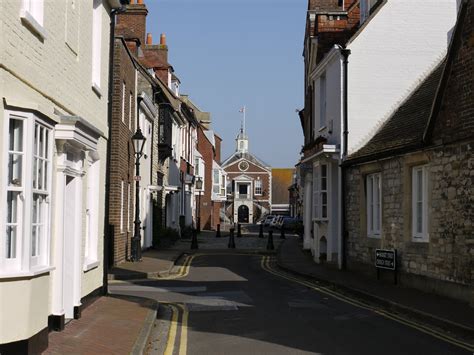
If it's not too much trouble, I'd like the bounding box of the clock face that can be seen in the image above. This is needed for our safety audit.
[239,161,249,171]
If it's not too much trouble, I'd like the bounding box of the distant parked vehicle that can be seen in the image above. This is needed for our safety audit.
[262,215,275,226]
[270,215,284,228]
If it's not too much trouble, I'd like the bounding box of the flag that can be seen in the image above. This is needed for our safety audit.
[238,107,245,113]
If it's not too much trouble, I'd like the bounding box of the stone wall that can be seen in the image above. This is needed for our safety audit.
[345,142,473,301]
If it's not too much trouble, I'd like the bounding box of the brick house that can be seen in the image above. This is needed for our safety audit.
[271,168,295,215]
[343,0,473,303]
[222,129,272,224]
[299,0,458,267]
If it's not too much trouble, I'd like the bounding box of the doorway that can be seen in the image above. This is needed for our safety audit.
[238,205,249,223]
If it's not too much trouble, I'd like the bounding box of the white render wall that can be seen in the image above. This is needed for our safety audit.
[0,0,112,343]
[347,0,457,153]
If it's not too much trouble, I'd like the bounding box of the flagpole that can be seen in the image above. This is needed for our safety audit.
[243,105,246,134]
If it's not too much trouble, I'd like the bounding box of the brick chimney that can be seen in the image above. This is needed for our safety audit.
[116,0,148,45]
[140,32,171,84]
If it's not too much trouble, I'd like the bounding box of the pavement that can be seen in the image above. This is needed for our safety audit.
[42,228,474,354]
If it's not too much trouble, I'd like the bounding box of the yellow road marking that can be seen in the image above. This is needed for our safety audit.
[176,304,189,355]
[261,256,474,352]
[164,304,179,355]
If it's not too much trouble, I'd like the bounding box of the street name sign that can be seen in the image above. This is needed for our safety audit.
[375,249,396,270]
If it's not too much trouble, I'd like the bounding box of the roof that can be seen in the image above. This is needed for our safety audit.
[346,60,446,164]
[272,168,295,205]
[222,152,271,169]
[204,130,216,148]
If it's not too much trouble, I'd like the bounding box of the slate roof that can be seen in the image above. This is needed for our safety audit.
[346,60,445,164]
[222,152,271,170]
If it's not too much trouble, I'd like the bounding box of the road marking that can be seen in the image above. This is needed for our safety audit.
[261,256,474,352]
[164,304,179,355]
[177,304,189,355]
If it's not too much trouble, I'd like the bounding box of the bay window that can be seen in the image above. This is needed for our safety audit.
[313,163,328,220]
[2,111,52,274]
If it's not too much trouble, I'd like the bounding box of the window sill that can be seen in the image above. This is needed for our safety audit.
[20,10,47,40]
[367,234,381,239]
[318,126,327,132]
[0,265,55,279]
[83,259,100,272]
[411,237,429,243]
[92,83,102,98]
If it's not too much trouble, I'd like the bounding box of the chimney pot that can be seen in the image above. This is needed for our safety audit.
[130,0,135,4]
[160,33,166,46]
[146,33,153,45]
[137,0,144,4]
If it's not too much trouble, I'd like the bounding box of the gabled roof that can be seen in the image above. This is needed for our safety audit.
[346,60,445,164]
[222,152,271,170]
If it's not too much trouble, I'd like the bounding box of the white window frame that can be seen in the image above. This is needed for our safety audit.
[255,179,262,195]
[212,169,220,195]
[127,182,131,233]
[312,163,328,221]
[129,92,133,131]
[412,165,429,242]
[1,111,53,276]
[91,0,102,93]
[366,173,382,238]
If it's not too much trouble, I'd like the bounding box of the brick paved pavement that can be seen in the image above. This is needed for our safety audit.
[43,296,155,355]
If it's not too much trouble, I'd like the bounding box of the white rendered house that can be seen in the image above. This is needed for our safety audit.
[301,0,458,268]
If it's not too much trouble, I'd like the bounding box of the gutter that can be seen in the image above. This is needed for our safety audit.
[339,46,351,270]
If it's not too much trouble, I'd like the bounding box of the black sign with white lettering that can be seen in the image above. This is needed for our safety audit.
[375,249,396,270]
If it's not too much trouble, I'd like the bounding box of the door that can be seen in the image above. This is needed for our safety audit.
[63,175,76,319]
[238,205,249,223]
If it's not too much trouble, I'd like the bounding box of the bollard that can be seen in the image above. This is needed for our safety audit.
[280,226,286,239]
[237,223,242,238]
[266,230,275,250]
[191,228,199,249]
[228,228,236,249]
[216,224,221,238]
[258,223,264,238]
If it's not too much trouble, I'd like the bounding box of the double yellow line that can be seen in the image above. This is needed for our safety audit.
[164,303,189,355]
[261,256,474,352]
[159,254,195,280]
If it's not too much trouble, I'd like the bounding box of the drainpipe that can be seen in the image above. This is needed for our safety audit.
[103,4,127,296]
[339,47,350,270]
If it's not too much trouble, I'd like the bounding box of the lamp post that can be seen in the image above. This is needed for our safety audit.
[195,177,203,233]
[131,128,146,262]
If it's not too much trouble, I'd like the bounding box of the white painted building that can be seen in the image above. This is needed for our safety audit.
[0,0,121,351]
[302,0,458,268]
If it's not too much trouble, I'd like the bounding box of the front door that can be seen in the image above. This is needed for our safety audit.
[238,205,249,223]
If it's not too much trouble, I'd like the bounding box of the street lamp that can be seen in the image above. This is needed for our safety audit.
[195,177,203,233]
[130,128,146,262]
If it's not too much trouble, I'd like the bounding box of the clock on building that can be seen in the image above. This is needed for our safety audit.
[238,161,249,171]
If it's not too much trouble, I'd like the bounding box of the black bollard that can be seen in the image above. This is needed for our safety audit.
[191,228,199,249]
[258,223,264,238]
[266,230,275,250]
[237,223,242,238]
[228,228,236,249]
[216,224,221,238]
[280,226,286,239]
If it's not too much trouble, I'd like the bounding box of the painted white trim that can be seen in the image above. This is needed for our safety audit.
[0,266,55,279]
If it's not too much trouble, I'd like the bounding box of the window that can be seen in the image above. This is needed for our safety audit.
[313,164,328,220]
[84,156,100,270]
[120,180,124,233]
[122,82,126,123]
[213,169,220,194]
[127,183,131,232]
[412,165,428,241]
[255,179,262,195]
[319,74,327,128]
[367,173,381,237]
[360,0,378,24]
[91,0,102,90]
[20,0,45,38]
[220,174,226,196]
[129,92,133,131]
[195,158,200,176]
[2,112,52,273]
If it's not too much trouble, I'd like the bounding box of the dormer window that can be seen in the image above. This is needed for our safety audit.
[360,0,379,24]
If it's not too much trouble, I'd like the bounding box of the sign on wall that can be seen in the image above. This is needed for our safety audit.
[375,249,396,270]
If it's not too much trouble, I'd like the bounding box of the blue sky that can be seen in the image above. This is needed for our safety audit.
[146,0,306,167]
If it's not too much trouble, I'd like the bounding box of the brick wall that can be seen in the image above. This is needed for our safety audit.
[109,40,137,265]
[116,3,148,44]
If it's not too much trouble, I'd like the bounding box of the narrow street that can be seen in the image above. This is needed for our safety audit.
[110,247,470,355]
